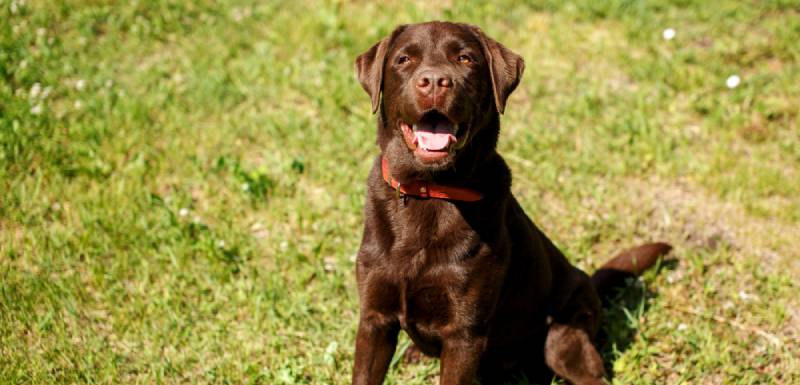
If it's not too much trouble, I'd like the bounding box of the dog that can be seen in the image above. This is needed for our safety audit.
[351,21,671,385]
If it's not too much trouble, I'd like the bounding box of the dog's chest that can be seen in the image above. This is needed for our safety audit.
[387,203,485,353]
[391,249,465,355]
[358,198,498,354]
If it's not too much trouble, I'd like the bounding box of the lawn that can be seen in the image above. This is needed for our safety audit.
[1,0,798,384]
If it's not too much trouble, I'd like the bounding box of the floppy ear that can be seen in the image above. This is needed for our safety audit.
[355,26,406,114]
[469,26,525,114]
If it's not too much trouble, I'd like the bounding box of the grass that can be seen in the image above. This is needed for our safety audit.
[1,0,799,384]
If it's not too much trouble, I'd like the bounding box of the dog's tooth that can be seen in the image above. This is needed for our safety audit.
[412,124,418,132]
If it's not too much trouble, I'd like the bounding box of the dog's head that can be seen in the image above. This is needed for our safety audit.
[356,21,524,172]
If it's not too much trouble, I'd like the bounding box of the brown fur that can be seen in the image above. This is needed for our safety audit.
[351,21,671,385]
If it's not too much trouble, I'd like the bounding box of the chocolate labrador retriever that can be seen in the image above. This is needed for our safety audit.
[352,21,671,385]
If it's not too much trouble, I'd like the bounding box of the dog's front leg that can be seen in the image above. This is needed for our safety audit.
[439,331,487,385]
[351,312,399,385]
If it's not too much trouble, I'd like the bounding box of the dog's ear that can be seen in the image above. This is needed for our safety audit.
[355,26,406,114]
[469,26,525,114]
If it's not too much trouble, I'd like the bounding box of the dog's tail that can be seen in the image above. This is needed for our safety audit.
[591,242,672,300]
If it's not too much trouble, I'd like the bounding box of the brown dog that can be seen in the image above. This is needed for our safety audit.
[352,21,671,385]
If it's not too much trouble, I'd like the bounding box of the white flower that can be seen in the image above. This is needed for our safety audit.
[325,341,338,355]
[230,7,250,22]
[279,240,289,251]
[41,86,51,98]
[30,104,42,115]
[241,183,250,191]
[726,75,741,89]
[75,79,86,91]
[738,290,752,301]
[323,341,338,364]
[662,28,676,40]
[36,27,46,37]
[74,100,82,109]
[217,240,226,248]
[677,323,688,331]
[178,208,190,217]
[30,83,41,98]
[323,257,336,272]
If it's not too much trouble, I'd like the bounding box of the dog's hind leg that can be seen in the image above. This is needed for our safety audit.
[544,270,607,385]
[544,322,606,385]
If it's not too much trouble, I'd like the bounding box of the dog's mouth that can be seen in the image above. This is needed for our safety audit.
[399,111,469,163]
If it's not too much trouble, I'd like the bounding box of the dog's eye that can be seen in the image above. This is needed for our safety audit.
[457,54,472,64]
[397,55,411,65]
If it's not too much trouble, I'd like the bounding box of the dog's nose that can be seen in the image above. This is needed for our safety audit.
[415,70,452,95]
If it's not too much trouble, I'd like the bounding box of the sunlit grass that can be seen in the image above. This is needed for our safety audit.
[1,1,798,384]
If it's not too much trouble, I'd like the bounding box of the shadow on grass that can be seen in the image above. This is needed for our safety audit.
[597,259,679,382]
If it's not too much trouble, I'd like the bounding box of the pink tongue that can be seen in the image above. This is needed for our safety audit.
[415,131,456,151]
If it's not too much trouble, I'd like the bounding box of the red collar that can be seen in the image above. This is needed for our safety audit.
[381,157,483,202]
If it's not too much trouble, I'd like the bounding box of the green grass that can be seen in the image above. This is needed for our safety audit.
[2,0,799,384]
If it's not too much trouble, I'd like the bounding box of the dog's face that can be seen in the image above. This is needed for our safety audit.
[356,22,524,171]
